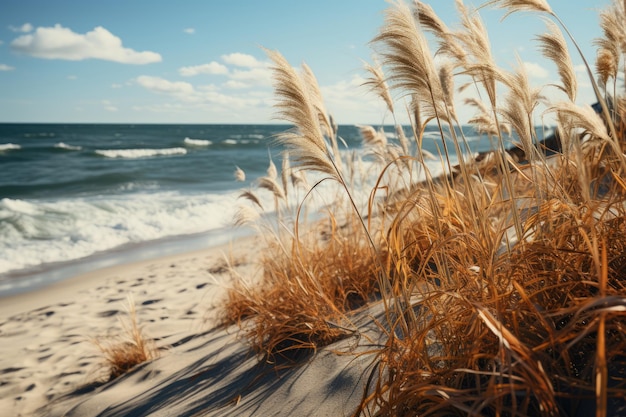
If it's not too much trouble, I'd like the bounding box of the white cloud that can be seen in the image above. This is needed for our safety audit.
[66,75,77,80]
[197,84,219,92]
[135,54,389,123]
[111,83,123,88]
[102,100,118,112]
[221,52,265,68]
[136,75,195,96]
[574,64,592,89]
[320,74,390,123]
[135,73,271,115]
[9,23,33,33]
[10,24,161,64]
[523,61,549,79]
[574,64,587,73]
[123,49,417,123]
[183,28,195,34]
[0,64,15,71]
[230,67,272,86]
[179,62,228,76]
[177,53,271,86]
[224,80,249,89]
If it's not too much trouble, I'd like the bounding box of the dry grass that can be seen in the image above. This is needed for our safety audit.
[221,213,381,363]
[222,0,626,415]
[94,296,159,381]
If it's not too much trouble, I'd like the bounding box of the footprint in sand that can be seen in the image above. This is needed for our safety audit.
[97,310,119,318]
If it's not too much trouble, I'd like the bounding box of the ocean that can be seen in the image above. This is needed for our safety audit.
[0,123,507,296]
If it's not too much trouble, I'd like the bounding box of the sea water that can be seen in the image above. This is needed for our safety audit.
[0,123,507,295]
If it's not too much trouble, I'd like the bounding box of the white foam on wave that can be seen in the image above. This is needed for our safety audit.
[95,147,187,159]
[231,134,264,140]
[0,190,276,277]
[183,137,212,147]
[23,132,55,138]
[222,139,237,145]
[0,149,450,281]
[0,143,21,152]
[0,198,40,215]
[54,142,82,151]
[183,138,213,146]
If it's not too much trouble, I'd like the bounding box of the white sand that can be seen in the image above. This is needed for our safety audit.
[0,234,381,417]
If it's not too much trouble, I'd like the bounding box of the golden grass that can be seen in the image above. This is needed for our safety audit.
[94,296,159,381]
[222,0,626,415]
[221,213,381,363]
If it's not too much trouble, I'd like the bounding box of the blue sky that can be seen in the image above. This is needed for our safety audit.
[0,0,612,124]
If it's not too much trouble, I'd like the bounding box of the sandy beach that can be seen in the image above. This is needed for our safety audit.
[0,234,380,417]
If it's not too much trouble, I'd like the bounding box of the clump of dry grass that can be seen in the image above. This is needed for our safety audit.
[221,212,381,362]
[353,1,626,415]
[223,0,626,415]
[94,296,159,380]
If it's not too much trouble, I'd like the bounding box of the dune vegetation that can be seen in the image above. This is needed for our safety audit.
[222,0,626,415]
[93,296,160,381]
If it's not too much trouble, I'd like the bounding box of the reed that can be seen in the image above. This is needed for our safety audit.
[93,296,159,381]
[223,0,626,415]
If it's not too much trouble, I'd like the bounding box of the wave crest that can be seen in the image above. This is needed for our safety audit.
[95,147,187,159]
[183,137,212,147]
[0,143,21,152]
[55,142,82,151]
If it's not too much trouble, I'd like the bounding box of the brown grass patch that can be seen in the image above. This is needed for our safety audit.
[94,296,159,380]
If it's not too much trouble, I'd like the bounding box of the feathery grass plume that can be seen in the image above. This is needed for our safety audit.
[395,124,409,155]
[290,167,308,189]
[465,97,510,136]
[233,204,261,227]
[595,2,625,112]
[410,94,423,140]
[301,62,334,138]
[238,189,263,210]
[372,0,447,123]
[301,62,343,173]
[554,102,611,202]
[363,59,394,114]
[536,19,577,102]
[257,176,286,201]
[281,152,291,200]
[413,1,447,36]
[234,165,246,182]
[265,48,338,179]
[499,58,546,163]
[93,296,158,381]
[482,0,553,18]
[414,1,467,67]
[594,3,623,101]
[266,151,278,180]
[258,175,286,225]
[438,62,456,119]
[596,48,618,90]
[556,102,612,143]
[357,125,387,148]
[453,0,500,106]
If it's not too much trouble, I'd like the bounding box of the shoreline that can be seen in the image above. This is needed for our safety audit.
[0,226,254,299]
[0,232,264,416]
[1,228,377,417]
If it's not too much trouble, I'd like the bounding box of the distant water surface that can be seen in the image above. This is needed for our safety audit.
[0,123,518,295]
